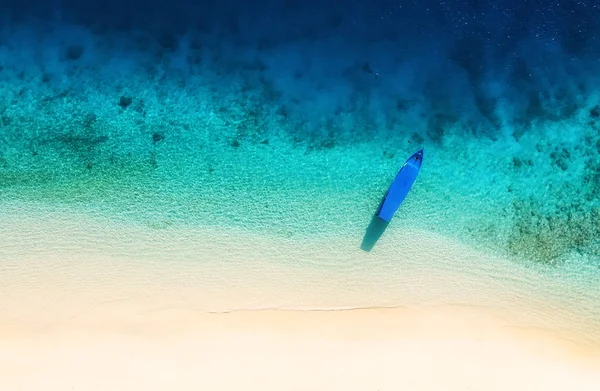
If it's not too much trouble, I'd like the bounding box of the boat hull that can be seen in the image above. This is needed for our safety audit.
[376,149,423,222]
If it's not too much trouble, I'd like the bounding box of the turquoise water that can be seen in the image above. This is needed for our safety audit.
[2,41,599,268]
[1,8,600,297]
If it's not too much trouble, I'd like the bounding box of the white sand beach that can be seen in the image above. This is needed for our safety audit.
[2,305,600,391]
[1,208,600,390]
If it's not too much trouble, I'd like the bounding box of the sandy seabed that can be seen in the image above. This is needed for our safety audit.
[1,209,600,390]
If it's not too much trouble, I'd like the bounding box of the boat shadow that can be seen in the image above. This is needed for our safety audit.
[359,213,390,252]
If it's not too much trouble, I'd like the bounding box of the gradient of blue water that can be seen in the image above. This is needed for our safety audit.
[1,0,600,268]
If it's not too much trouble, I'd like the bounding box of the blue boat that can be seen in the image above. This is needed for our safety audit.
[376,149,423,222]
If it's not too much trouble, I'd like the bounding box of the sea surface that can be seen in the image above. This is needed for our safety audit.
[1,0,600,342]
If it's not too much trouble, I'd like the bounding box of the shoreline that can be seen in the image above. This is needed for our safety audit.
[1,206,600,342]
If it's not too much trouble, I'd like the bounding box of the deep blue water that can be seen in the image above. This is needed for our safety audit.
[1,0,600,266]
[3,0,599,144]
